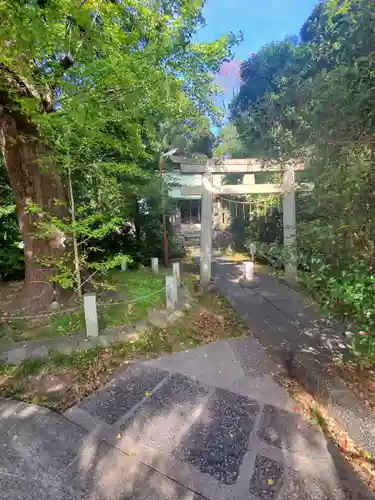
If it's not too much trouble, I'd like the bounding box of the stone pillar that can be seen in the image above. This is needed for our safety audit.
[243,174,255,184]
[165,276,177,310]
[200,161,213,289]
[120,257,127,272]
[249,243,256,261]
[172,262,181,287]
[244,261,254,281]
[217,198,222,228]
[83,293,99,337]
[283,167,297,279]
[151,257,159,274]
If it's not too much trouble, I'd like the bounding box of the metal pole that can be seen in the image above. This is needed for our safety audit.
[159,156,169,267]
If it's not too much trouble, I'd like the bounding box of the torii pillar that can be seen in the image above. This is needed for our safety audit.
[283,166,297,279]
[200,160,213,289]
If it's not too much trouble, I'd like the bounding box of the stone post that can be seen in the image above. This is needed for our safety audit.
[120,257,127,272]
[283,167,297,279]
[200,160,213,289]
[172,262,181,287]
[244,261,254,281]
[249,243,256,261]
[151,257,159,274]
[217,198,222,230]
[83,293,99,337]
[165,276,177,310]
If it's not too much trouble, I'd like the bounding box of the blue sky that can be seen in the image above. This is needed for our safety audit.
[197,0,318,61]
[195,0,318,102]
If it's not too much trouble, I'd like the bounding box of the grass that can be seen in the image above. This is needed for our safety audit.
[0,277,249,413]
[219,248,251,262]
[0,267,165,344]
[98,267,165,328]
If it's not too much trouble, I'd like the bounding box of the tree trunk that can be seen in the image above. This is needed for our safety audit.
[0,115,66,313]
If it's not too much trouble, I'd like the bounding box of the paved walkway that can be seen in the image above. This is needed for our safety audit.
[211,256,347,366]
[1,257,373,499]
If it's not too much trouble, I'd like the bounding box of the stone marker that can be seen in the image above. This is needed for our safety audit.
[244,261,254,281]
[165,276,177,310]
[83,293,99,337]
[172,262,181,287]
[120,257,127,272]
[151,257,159,274]
[249,243,256,261]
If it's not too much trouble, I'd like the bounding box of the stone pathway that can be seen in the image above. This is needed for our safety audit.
[1,257,373,498]
[211,256,347,366]
[63,337,372,499]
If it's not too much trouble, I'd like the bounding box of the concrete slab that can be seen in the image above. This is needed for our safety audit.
[256,404,328,459]
[76,365,169,425]
[1,403,87,478]
[145,340,294,410]
[119,373,211,453]
[229,338,280,377]
[0,399,206,500]
[61,437,205,500]
[144,341,247,390]
[249,454,285,500]
[174,387,260,485]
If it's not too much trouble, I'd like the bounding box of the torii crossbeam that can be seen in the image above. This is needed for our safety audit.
[170,156,312,289]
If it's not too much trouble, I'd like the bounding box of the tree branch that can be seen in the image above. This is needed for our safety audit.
[0,63,41,101]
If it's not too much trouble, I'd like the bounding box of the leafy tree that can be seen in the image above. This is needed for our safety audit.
[229,0,375,362]
[0,0,237,310]
[213,122,250,159]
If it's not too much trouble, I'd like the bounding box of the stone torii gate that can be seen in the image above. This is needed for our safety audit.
[171,156,311,289]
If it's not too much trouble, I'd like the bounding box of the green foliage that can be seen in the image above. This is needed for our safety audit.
[0,267,165,342]
[0,0,239,289]
[257,240,375,366]
[229,0,375,366]
[346,331,375,369]
[213,123,250,159]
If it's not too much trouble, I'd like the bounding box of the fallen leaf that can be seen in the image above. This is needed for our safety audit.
[268,479,274,485]
[116,433,121,439]
[145,391,151,396]
[338,439,347,451]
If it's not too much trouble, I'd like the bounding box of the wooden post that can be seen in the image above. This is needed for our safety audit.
[165,276,177,310]
[200,160,213,289]
[283,167,297,279]
[83,293,99,337]
[151,257,159,274]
